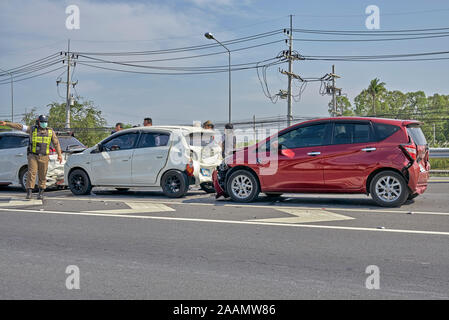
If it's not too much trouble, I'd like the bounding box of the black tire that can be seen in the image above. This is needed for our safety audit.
[115,188,130,192]
[226,169,260,203]
[370,170,409,207]
[161,170,189,198]
[265,192,283,198]
[68,169,92,195]
[19,167,37,192]
[200,182,216,194]
[19,167,28,192]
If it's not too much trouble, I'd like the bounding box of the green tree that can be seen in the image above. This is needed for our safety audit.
[21,107,39,126]
[328,96,354,116]
[21,99,109,147]
[367,78,386,116]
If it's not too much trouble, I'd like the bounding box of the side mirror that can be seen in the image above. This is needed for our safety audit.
[278,144,294,158]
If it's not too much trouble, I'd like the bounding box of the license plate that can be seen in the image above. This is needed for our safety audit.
[200,168,211,177]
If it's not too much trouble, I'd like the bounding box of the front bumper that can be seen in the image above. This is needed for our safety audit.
[212,163,229,198]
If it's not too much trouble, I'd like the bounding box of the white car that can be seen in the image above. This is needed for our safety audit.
[64,126,222,197]
[0,131,74,190]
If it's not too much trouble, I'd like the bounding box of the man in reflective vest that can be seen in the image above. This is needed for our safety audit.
[0,115,62,200]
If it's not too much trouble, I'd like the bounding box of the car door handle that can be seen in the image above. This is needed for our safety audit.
[361,147,376,152]
[15,154,24,157]
[122,159,129,162]
[307,152,321,156]
[156,155,164,159]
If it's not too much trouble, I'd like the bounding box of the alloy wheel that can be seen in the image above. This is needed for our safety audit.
[230,174,253,199]
[375,175,402,203]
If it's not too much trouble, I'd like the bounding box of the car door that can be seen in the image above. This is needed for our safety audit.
[90,131,139,186]
[131,131,171,185]
[260,122,332,192]
[0,135,28,182]
[322,121,378,191]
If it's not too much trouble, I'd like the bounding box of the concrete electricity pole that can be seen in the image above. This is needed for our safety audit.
[287,14,293,126]
[326,65,341,116]
[61,40,77,129]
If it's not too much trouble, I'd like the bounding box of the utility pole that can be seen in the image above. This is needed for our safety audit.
[60,40,77,129]
[287,14,293,127]
[278,15,304,126]
[433,123,436,146]
[323,65,341,116]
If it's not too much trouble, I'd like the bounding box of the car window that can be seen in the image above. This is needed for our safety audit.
[56,136,86,151]
[332,123,372,145]
[137,132,170,148]
[278,123,330,149]
[102,132,139,151]
[407,126,427,146]
[373,123,400,141]
[189,132,216,147]
[0,135,28,149]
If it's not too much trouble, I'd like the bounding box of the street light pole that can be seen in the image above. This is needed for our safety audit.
[0,67,14,122]
[204,32,231,124]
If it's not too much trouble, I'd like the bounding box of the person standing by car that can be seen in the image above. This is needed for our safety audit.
[0,115,62,200]
[111,122,124,135]
[143,117,152,127]
[202,120,214,130]
[222,123,236,158]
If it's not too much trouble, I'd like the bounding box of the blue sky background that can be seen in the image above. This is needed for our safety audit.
[1,0,448,126]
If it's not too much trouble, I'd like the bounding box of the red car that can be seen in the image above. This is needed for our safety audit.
[213,117,430,207]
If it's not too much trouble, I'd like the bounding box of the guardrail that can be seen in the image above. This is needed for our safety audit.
[429,148,449,158]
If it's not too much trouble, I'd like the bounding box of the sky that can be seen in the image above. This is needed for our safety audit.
[1,0,449,127]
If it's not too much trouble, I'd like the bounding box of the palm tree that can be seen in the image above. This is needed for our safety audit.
[367,78,386,116]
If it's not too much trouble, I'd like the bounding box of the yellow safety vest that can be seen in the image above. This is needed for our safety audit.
[31,127,53,155]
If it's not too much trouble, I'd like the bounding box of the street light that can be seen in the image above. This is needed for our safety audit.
[204,32,231,124]
[0,67,14,122]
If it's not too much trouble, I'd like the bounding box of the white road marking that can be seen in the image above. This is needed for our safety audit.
[1,207,449,237]
[0,199,43,207]
[249,208,354,224]
[85,202,175,214]
[1,194,449,216]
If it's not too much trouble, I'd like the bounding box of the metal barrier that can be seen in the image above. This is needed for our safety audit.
[430,148,449,158]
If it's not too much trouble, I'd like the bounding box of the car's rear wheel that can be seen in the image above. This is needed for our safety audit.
[161,170,189,198]
[68,169,92,195]
[227,170,260,203]
[19,167,37,192]
[370,171,409,207]
[200,182,215,193]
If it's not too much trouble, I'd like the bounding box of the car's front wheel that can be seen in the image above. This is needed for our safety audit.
[370,170,409,207]
[68,169,92,195]
[161,170,189,198]
[226,169,260,203]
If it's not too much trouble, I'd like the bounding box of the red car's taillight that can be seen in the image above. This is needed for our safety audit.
[49,147,56,155]
[400,143,417,161]
[186,160,194,177]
